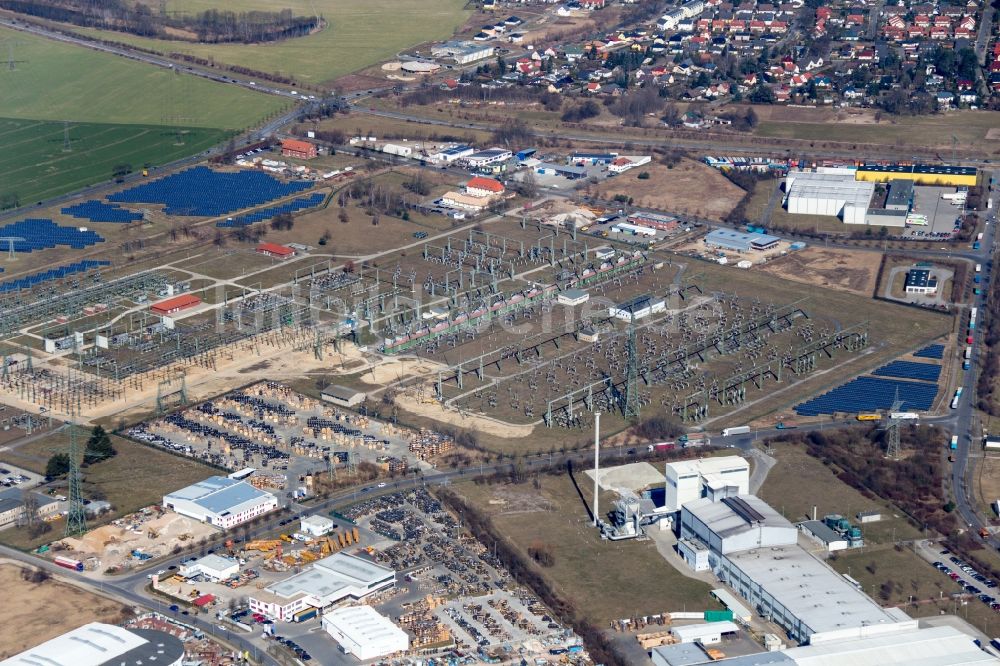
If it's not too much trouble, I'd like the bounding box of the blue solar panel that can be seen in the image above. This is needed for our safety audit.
[0,219,104,253]
[0,260,110,293]
[108,167,313,217]
[795,376,938,416]
[872,361,941,383]
[62,200,142,223]
[215,193,325,227]
[913,344,944,359]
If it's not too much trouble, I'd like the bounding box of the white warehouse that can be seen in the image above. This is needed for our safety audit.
[322,605,409,661]
[785,170,875,225]
[680,495,798,557]
[162,476,277,529]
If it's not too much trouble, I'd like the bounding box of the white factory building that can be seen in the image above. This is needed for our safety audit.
[249,552,396,622]
[664,455,750,513]
[785,170,876,225]
[179,553,240,582]
[162,476,277,529]
[322,605,409,661]
[680,495,798,558]
[0,623,185,666]
[609,294,666,321]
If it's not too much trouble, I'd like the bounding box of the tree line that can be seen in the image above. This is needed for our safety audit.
[2,0,320,43]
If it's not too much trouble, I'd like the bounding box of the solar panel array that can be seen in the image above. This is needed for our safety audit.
[215,193,326,228]
[914,344,944,359]
[795,377,938,416]
[108,167,313,216]
[872,360,941,383]
[0,260,111,294]
[0,219,104,252]
[62,200,142,223]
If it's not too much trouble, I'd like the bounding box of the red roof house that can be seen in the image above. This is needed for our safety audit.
[280,138,317,159]
[257,242,296,260]
[151,293,201,316]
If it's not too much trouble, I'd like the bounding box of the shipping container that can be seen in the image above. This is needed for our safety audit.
[704,610,735,622]
[857,413,882,421]
[293,607,317,622]
[722,426,750,437]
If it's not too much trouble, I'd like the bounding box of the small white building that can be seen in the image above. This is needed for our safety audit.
[179,554,240,582]
[609,294,666,321]
[799,520,850,553]
[671,620,739,645]
[321,386,366,407]
[322,605,409,661]
[163,476,277,530]
[301,515,335,537]
[381,143,412,158]
[557,289,590,306]
[677,537,711,572]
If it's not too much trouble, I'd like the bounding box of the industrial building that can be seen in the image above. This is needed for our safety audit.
[430,145,474,163]
[863,208,908,228]
[0,487,62,528]
[534,162,588,179]
[256,242,296,260]
[162,476,277,529]
[680,495,798,558]
[249,552,396,621]
[301,514,335,537]
[904,269,938,295]
[885,179,914,210]
[704,229,780,252]
[431,41,495,64]
[784,171,875,224]
[321,385,366,407]
[664,456,750,513]
[798,520,849,552]
[0,622,185,666]
[671,621,740,645]
[322,605,409,661]
[609,294,666,321]
[150,293,201,316]
[855,163,977,187]
[612,222,658,237]
[461,148,512,168]
[628,211,678,231]
[179,553,240,582]
[557,289,590,306]
[280,138,318,159]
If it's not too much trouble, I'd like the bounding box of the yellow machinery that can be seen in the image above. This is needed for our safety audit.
[246,540,282,552]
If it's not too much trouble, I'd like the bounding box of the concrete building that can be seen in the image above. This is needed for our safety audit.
[430,145,475,163]
[612,222,658,237]
[320,385,366,407]
[904,268,938,295]
[557,289,590,306]
[704,229,780,252]
[0,623,185,666]
[462,148,512,168]
[885,179,914,211]
[677,537,711,572]
[0,487,62,528]
[162,476,277,530]
[782,624,995,665]
[609,294,666,321]
[785,171,875,224]
[535,162,587,179]
[179,554,240,582]
[322,605,409,660]
[680,495,798,558]
[301,514,335,537]
[280,138,317,159]
[671,620,739,645]
[799,520,849,552]
[250,552,396,621]
[664,456,750,513]
[864,208,909,228]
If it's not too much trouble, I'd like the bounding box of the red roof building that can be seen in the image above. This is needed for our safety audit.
[193,594,215,607]
[151,293,201,316]
[257,242,296,259]
[280,138,318,159]
[465,176,506,197]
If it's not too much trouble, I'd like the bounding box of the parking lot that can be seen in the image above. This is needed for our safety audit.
[904,186,966,239]
[127,381,430,500]
[916,540,1000,612]
[0,462,42,491]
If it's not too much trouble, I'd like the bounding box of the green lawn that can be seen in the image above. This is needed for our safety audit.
[0,26,286,127]
[68,0,471,85]
[0,118,231,205]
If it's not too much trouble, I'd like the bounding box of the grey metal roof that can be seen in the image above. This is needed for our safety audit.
[886,179,914,207]
[323,385,364,401]
[165,476,273,516]
[800,520,846,545]
[686,495,792,539]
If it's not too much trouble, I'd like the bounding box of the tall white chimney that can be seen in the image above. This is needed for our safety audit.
[593,412,601,527]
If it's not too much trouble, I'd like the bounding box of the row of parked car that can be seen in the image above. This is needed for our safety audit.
[933,554,1000,609]
[272,635,312,661]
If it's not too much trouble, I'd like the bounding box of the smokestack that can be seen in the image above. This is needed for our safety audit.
[593,412,601,527]
[813,506,817,522]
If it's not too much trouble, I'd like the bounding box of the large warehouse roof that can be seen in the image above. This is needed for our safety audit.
[165,476,272,515]
[725,544,901,637]
[686,495,791,538]
[786,171,875,208]
[267,552,395,602]
[785,624,996,665]
[0,623,184,666]
[324,605,408,649]
[667,456,749,479]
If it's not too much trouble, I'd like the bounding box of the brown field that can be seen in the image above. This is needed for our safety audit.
[593,159,744,221]
[977,455,1000,520]
[756,247,881,297]
[0,562,125,658]
[758,441,923,544]
[454,473,714,625]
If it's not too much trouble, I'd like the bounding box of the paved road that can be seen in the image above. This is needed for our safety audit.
[976,4,996,64]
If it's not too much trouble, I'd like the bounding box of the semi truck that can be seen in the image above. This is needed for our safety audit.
[54,556,84,572]
[722,426,751,437]
[889,412,919,420]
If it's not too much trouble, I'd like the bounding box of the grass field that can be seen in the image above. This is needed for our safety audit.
[0,430,217,550]
[0,118,231,205]
[68,0,471,85]
[455,474,715,625]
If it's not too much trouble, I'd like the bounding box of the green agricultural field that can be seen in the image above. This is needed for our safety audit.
[0,118,230,205]
[0,26,286,127]
[69,0,471,85]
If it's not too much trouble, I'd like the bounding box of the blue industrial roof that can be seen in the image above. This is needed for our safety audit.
[167,476,272,515]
